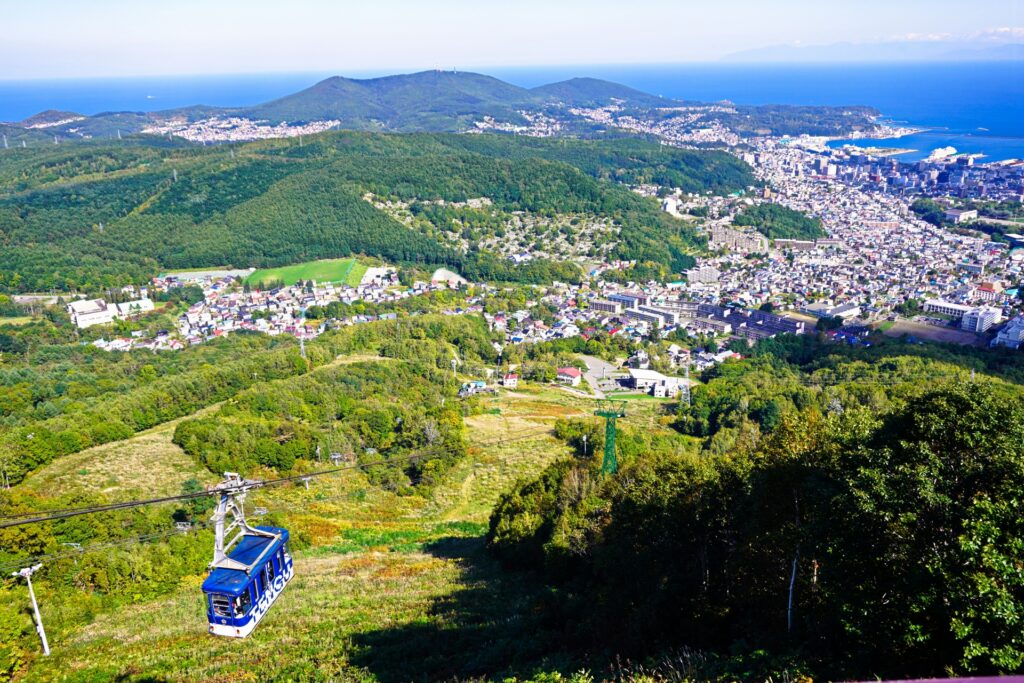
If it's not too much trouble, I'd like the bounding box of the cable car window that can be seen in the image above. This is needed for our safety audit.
[211,594,231,617]
[263,561,273,588]
[283,543,292,563]
[234,590,252,615]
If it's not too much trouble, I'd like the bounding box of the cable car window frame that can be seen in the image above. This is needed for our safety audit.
[211,594,231,618]
[235,588,253,615]
[262,560,274,589]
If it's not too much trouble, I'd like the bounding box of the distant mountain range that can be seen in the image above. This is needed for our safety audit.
[0,69,881,142]
[3,71,677,139]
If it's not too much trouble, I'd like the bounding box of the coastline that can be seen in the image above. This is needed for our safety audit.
[827,117,1024,166]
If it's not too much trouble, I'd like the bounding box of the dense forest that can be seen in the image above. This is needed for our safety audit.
[489,336,1024,680]
[0,133,753,293]
[733,202,826,241]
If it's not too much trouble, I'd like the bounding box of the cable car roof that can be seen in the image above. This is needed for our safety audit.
[201,526,289,596]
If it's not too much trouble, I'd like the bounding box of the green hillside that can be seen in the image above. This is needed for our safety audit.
[0,132,754,293]
[530,76,676,108]
[247,258,366,288]
[734,202,826,240]
[244,71,539,130]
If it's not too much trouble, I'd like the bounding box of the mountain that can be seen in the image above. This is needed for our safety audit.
[18,109,85,127]
[240,71,537,129]
[530,77,675,108]
[0,130,753,294]
[13,71,686,138]
[240,71,685,129]
[7,69,877,141]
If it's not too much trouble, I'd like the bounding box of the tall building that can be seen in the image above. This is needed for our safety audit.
[961,306,1001,334]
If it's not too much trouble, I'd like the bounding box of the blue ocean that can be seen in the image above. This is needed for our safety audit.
[1,62,1021,160]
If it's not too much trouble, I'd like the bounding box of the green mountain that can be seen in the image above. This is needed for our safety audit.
[8,70,877,139]
[240,71,540,131]
[239,71,685,130]
[531,76,675,108]
[0,131,754,293]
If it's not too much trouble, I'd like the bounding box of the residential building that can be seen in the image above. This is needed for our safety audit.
[589,299,623,315]
[556,367,582,387]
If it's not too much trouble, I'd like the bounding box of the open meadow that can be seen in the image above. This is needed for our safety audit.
[246,258,368,288]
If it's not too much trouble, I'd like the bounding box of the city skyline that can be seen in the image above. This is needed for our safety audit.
[3,0,1022,79]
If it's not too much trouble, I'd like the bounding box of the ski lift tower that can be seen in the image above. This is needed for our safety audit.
[594,400,627,476]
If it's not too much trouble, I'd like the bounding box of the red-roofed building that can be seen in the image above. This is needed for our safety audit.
[975,282,1003,302]
[500,373,519,389]
[557,367,582,387]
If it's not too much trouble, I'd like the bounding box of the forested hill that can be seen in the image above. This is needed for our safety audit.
[490,335,1024,679]
[241,71,542,129]
[9,70,880,138]
[0,132,754,293]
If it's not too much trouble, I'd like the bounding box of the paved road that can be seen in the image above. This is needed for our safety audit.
[579,355,623,399]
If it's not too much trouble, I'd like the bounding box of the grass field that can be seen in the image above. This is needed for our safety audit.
[12,377,604,682]
[246,258,368,288]
[0,316,36,326]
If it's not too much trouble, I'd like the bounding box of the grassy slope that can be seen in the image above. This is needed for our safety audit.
[17,379,630,682]
[246,258,365,288]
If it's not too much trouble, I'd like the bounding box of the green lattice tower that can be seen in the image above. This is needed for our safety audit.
[594,400,627,476]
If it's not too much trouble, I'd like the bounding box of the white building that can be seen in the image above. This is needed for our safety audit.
[67,297,155,329]
[116,299,156,317]
[67,299,115,328]
[923,299,971,319]
[961,306,1002,334]
[993,316,1024,350]
[627,368,684,398]
[944,208,978,224]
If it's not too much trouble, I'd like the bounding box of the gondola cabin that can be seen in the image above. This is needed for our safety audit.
[201,525,293,638]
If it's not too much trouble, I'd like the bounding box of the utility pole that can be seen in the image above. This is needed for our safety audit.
[594,400,626,476]
[681,363,691,407]
[11,564,49,656]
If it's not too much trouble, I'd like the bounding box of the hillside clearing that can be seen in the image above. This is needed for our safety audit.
[246,258,367,288]
[13,382,599,682]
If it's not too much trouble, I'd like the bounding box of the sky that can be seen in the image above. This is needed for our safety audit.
[1,0,1021,79]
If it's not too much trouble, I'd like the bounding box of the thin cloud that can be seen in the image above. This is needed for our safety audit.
[971,27,1024,42]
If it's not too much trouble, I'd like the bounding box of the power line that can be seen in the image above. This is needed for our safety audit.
[0,426,554,529]
[0,425,555,573]
[0,525,209,575]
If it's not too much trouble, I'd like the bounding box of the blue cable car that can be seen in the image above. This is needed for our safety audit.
[202,525,294,638]
[201,474,294,638]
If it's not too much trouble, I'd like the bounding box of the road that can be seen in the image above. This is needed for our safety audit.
[579,355,622,399]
